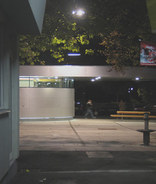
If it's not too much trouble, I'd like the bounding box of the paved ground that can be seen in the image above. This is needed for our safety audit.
[19,119,156,151]
[10,119,156,184]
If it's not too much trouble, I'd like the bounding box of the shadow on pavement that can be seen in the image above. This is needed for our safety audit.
[10,150,156,184]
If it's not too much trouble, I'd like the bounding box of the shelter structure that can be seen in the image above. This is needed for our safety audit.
[20,65,156,120]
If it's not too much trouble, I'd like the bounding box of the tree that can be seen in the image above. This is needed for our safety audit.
[93,0,152,69]
[19,14,93,65]
[19,0,153,68]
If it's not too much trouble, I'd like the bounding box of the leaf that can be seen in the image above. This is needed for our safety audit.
[85,49,94,55]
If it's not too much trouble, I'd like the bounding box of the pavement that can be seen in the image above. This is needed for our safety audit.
[10,118,156,184]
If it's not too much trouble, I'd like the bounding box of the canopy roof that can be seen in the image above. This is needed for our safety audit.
[0,0,46,34]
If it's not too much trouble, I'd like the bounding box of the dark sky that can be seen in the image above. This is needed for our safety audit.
[46,0,150,32]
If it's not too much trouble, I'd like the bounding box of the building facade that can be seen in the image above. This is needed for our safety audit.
[0,0,46,182]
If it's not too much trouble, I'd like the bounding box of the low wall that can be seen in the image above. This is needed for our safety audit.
[20,88,75,120]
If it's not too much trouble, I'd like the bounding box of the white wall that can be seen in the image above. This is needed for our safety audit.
[20,88,75,119]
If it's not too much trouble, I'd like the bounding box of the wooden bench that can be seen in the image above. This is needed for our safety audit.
[111,111,156,146]
[111,111,156,119]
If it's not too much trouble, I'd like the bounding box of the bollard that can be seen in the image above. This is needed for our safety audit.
[137,112,155,146]
[144,113,149,130]
[143,113,150,145]
[143,131,150,146]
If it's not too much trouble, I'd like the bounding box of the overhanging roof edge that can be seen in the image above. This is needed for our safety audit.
[19,65,156,81]
[0,0,46,34]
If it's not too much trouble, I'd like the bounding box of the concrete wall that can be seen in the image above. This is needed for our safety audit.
[0,25,19,181]
[20,88,75,119]
[0,0,46,182]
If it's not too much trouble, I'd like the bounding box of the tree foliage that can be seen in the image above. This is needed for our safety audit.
[91,0,152,69]
[19,13,93,65]
[19,0,153,67]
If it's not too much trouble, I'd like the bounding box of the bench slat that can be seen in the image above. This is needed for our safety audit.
[111,114,156,118]
[117,111,150,114]
[111,114,144,118]
[149,115,156,118]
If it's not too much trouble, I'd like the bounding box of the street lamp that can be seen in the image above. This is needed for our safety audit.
[72,9,86,17]
[72,0,86,17]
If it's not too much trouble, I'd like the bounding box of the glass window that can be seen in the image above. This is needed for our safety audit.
[19,77,30,87]
[19,76,74,88]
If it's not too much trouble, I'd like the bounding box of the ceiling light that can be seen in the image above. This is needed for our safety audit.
[135,77,140,81]
[68,53,81,56]
[91,79,95,82]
